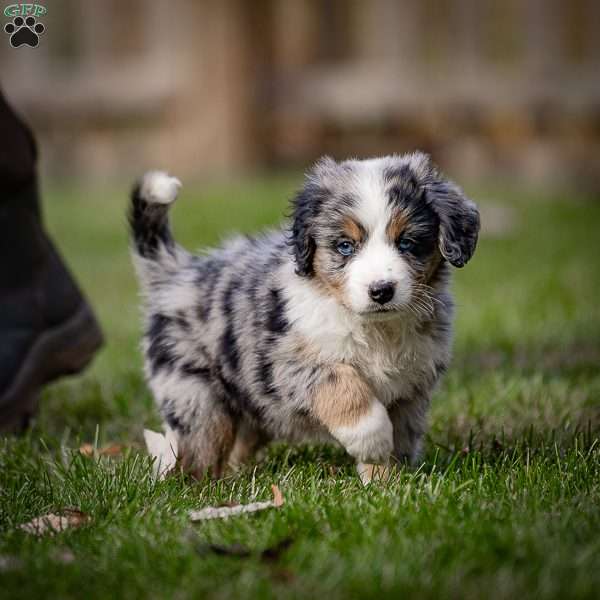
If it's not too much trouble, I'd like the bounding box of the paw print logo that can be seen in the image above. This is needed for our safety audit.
[4,16,45,48]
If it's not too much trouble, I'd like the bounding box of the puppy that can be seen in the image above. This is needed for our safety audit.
[129,153,480,483]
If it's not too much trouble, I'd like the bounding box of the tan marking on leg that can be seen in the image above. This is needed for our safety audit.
[311,364,373,429]
[180,412,236,480]
[227,424,264,471]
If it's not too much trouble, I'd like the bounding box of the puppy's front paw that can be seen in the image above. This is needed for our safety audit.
[332,401,393,464]
[357,463,391,485]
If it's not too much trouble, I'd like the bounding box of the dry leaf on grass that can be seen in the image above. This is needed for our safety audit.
[19,509,90,536]
[144,428,178,480]
[79,443,125,457]
[189,485,284,521]
[271,485,284,507]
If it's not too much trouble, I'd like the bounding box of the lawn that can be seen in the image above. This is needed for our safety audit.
[1,174,599,599]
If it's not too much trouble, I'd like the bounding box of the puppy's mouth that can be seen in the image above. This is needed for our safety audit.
[359,305,403,320]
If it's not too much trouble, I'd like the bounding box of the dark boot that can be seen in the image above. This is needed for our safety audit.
[0,91,103,432]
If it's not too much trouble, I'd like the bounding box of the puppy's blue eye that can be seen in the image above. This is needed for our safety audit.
[398,238,414,252]
[337,241,355,256]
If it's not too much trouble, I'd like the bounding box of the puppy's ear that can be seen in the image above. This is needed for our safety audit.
[290,186,317,277]
[289,158,334,277]
[421,159,480,268]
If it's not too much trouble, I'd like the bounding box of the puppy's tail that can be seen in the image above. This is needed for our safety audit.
[129,171,185,284]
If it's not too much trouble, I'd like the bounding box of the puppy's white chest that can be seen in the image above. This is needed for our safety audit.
[351,330,437,405]
[285,270,444,404]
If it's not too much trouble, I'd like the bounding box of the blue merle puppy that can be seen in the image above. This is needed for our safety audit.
[129,153,480,483]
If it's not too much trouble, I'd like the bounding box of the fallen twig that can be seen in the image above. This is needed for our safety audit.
[189,485,284,521]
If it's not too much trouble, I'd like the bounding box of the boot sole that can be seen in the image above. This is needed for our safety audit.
[0,302,103,433]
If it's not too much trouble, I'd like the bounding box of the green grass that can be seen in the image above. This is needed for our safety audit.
[1,176,599,599]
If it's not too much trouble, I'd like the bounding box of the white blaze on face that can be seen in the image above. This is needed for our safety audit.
[344,164,413,313]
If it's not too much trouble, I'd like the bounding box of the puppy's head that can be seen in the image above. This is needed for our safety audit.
[290,153,480,318]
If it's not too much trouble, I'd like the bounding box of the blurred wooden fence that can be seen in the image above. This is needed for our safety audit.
[1,0,599,189]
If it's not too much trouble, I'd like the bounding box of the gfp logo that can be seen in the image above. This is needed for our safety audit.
[4,4,46,47]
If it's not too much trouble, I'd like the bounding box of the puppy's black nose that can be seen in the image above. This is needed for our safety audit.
[368,281,395,305]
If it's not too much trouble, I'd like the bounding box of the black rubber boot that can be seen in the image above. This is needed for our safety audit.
[0,91,103,432]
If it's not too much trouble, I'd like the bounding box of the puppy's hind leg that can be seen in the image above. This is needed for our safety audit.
[159,390,237,480]
[227,421,266,471]
[180,407,237,480]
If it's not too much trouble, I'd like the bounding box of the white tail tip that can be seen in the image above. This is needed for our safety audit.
[139,171,182,205]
